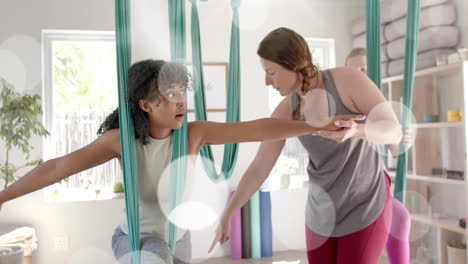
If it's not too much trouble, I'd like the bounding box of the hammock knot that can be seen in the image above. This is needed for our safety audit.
[231,0,241,9]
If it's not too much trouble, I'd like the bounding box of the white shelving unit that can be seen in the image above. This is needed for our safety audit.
[412,122,464,129]
[411,214,465,235]
[388,172,465,185]
[383,61,468,264]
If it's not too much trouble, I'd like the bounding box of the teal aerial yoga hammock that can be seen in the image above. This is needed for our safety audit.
[168,0,189,253]
[366,0,420,203]
[191,0,263,257]
[113,0,242,256]
[190,1,263,257]
[366,0,386,161]
[167,0,242,252]
[395,0,421,203]
[190,0,241,182]
[366,0,381,89]
[114,0,141,263]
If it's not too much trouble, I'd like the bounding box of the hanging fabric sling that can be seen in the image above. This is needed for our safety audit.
[168,0,189,253]
[190,0,241,182]
[189,0,263,257]
[395,0,421,203]
[166,0,242,252]
[114,0,142,263]
[366,0,421,203]
[365,0,381,89]
[366,0,387,160]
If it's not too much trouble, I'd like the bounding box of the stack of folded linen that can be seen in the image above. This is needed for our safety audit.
[0,227,37,257]
[350,0,459,77]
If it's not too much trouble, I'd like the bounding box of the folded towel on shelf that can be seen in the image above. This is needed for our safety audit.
[351,0,449,36]
[386,26,459,60]
[0,227,37,257]
[384,3,456,42]
[387,48,455,76]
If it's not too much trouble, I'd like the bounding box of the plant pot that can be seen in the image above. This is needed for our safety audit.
[447,245,466,264]
[0,245,24,264]
[280,174,291,189]
[113,192,124,199]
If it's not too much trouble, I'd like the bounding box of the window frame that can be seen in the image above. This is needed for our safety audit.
[305,37,336,69]
[41,30,117,202]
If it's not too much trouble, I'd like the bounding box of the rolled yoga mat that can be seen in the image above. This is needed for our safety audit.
[230,191,243,260]
[241,200,251,258]
[260,190,273,257]
[250,191,262,259]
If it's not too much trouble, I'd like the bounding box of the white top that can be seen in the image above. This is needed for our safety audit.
[120,135,187,241]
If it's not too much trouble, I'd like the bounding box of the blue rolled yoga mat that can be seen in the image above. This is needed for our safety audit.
[260,190,273,257]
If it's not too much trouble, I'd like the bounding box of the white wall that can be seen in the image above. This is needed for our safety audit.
[0,0,377,263]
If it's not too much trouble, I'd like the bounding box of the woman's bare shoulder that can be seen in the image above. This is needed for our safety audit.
[329,66,364,80]
[97,128,121,157]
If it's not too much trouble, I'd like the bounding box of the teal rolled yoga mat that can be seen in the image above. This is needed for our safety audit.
[250,191,261,259]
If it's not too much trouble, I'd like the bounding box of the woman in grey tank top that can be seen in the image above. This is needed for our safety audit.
[212,28,403,264]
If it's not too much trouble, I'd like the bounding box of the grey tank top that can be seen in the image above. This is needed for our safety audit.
[293,69,386,237]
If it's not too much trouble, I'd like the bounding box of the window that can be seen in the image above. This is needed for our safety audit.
[42,30,121,202]
[305,37,336,70]
[266,37,336,191]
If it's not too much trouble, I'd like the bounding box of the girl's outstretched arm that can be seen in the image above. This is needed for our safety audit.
[190,114,364,146]
[0,129,121,205]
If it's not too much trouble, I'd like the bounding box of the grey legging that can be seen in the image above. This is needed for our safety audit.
[112,227,192,264]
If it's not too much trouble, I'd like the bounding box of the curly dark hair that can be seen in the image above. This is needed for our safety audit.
[97,59,189,144]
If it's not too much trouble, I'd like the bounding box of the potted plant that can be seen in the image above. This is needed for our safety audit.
[95,188,102,199]
[447,240,466,264]
[0,78,49,192]
[113,181,124,198]
[274,156,298,189]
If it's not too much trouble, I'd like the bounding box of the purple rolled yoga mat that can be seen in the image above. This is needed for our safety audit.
[230,191,243,260]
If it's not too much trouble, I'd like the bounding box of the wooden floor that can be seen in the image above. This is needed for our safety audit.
[194,250,307,264]
[194,250,390,264]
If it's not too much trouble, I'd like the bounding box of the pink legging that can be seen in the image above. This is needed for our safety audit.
[386,197,411,264]
[306,176,393,264]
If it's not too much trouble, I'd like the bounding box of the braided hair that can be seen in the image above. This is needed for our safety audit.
[257,27,319,119]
